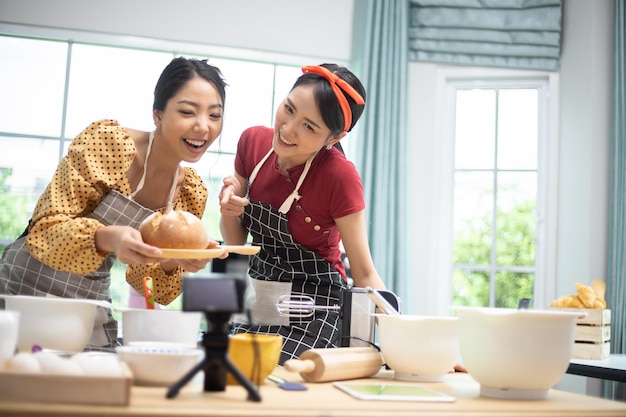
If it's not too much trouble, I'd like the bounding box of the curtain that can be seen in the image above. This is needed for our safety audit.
[605,0,625,401]
[409,0,563,71]
[350,0,411,304]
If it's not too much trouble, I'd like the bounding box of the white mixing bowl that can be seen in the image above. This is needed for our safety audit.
[375,314,459,382]
[117,308,201,347]
[456,307,583,400]
[2,295,109,352]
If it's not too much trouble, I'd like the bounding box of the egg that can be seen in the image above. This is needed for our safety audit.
[34,351,83,376]
[71,352,123,377]
[3,353,41,373]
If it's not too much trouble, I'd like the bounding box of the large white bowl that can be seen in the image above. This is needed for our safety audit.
[117,308,201,347]
[375,314,459,382]
[2,295,109,352]
[456,307,583,400]
[116,344,203,386]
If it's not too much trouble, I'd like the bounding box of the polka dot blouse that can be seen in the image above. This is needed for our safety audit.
[25,119,209,305]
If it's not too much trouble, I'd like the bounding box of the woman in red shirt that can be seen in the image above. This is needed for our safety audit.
[219,64,386,363]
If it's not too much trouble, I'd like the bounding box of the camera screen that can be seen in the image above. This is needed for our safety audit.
[182,276,242,313]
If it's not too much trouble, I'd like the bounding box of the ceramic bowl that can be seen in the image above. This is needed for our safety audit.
[2,295,109,353]
[374,314,459,382]
[117,308,202,347]
[456,307,583,400]
[227,333,283,385]
[116,344,203,386]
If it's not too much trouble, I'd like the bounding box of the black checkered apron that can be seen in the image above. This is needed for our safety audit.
[0,190,153,351]
[231,199,348,364]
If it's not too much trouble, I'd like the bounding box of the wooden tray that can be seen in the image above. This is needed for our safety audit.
[0,362,132,406]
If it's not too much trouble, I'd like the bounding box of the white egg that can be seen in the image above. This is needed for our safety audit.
[34,351,84,376]
[71,352,123,377]
[3,353,42,373]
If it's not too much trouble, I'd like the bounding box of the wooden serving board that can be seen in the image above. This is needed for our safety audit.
[159,248,226,259]
[219,245,261,255]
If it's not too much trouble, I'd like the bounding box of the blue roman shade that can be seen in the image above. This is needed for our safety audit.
[409,0,563,71]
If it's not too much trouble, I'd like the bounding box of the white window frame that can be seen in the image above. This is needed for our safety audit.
[435,67,560,311]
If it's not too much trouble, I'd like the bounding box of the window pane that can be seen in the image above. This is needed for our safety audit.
[453,171,493,265]
[209,59,276,153]
[0,136,61,240]
[498,89,538,170]
[452,269,490,307]
[496,172,537,266]
[495,271,534,308]
[455,89,496,169]
[0,36,68,136]
[274,66,302,110]
[65,44,173,136]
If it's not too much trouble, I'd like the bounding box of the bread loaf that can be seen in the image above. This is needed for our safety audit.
[139,210,208,249]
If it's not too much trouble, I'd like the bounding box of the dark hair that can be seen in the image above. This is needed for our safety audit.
[291,63,366,135]
[153,57,227,111]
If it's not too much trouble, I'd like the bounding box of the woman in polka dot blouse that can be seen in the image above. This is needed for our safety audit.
[0,57,227,351]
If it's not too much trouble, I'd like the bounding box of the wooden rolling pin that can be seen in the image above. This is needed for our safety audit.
[283,347,383,383]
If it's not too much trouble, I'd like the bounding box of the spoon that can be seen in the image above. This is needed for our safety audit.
[267,373,308,391]
[365,287,400,316]
[142,276,155,310]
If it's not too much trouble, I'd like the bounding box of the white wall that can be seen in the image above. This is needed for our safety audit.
[556,0,613,298]
[554,0,613,397]
[0,0,355,62]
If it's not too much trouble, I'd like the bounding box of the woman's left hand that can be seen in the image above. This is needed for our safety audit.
[161,258,211,273]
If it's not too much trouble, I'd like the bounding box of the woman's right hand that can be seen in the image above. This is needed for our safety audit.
[219,175,249,217]
[95,225,164,265]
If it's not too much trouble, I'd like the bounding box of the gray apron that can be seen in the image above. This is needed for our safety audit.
[0,190,154,351]
[231,148,348,364]
[0,131,174,352]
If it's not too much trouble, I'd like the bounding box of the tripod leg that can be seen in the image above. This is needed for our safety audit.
[223,356,262,402]
[166,358,206,399]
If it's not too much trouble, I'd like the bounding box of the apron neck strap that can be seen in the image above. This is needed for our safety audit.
[130,131,181,211]
[278,149,320,214]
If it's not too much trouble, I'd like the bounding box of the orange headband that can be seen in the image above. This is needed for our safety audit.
[301,65,365,133]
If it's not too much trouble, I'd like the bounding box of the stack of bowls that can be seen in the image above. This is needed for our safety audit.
[115,308,203,386]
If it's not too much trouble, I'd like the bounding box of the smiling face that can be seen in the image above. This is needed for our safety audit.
[272,84,344,170]
[153,76,224,163]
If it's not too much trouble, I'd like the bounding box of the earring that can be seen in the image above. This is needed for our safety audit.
[326,144,333,150]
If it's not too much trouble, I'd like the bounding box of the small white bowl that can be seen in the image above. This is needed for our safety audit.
[456,307,583,400]
[117,308,201,347]
[375,314,459,382]
[116,345,203,386]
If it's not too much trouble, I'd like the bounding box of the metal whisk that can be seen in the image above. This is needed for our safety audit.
[275,294,341,318]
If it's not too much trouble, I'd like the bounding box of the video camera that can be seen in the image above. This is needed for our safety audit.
[168,275,259,401]
[182,275,246,315]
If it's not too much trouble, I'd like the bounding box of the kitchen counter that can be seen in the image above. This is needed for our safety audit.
[1,369,626,417]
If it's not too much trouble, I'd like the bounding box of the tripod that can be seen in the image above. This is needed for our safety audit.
[166,312,261,402]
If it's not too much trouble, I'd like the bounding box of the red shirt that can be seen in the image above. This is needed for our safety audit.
[235,126,365,279]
